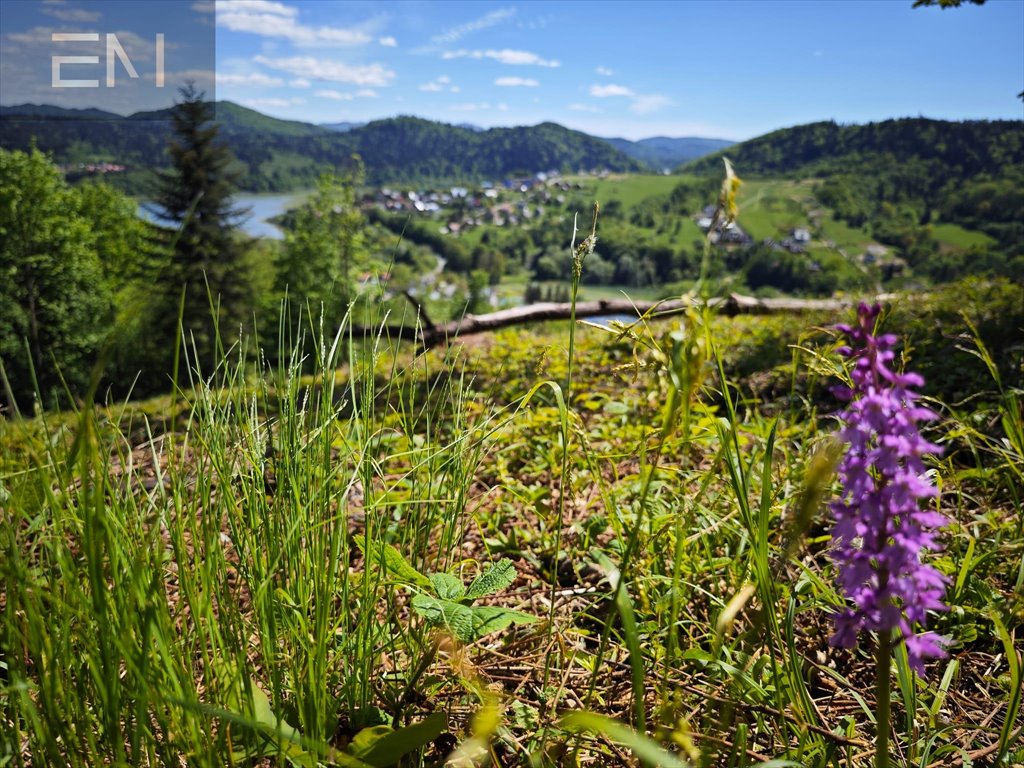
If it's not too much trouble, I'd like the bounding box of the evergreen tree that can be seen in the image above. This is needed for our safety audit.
[154,83,252,371]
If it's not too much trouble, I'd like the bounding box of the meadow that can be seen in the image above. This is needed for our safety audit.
[2,265,1021,766]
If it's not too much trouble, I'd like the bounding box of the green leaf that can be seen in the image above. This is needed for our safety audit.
[348,726,394,759]
[429,572,466,600]
[350,714,447,767]
[470,605,537,638]
[413,594,534,642]
[991,608,1023,764]
[411,594,476,642]
[244,681,327,767]
[560,711,690,768]
[464,560,517,600]
[355,535,429,587]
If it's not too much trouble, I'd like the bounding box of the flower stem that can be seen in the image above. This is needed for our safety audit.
[875,626,892,768]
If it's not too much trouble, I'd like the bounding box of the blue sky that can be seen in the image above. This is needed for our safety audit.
[2,0,1022,140]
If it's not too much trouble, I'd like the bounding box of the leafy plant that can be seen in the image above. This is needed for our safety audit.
[356,536,536,643]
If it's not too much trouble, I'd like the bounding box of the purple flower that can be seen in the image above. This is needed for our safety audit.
[829,303,949,675]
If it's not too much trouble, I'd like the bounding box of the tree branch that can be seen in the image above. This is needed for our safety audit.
[359,293,897,349]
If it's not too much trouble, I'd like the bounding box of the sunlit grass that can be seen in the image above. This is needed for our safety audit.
[2,277,1022,766]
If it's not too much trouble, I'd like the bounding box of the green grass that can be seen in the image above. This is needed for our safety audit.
[733,179,810,240]
[929,222,997,250]
[2,273,1023,767]
[815,214,874,253]
[736,179,881,256]
[567,173,689,209]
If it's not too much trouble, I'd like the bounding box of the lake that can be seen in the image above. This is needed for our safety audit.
[138,192,309,240]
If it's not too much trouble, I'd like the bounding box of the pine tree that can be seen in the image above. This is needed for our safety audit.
[154,82,252,371]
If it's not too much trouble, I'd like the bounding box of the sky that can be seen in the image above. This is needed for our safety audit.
[1,0,1022,140]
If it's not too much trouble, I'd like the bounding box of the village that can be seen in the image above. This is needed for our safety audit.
[365,170,582,233]
[363,174,897,281]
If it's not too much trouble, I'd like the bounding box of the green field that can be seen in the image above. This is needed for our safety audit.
[735,179,878,253]
[930,221,997,249]
[566,173,690,209]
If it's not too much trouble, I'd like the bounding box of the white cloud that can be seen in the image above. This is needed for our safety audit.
[419,76,452,92]
[590,83,634,98]
[568,103,601,113]
[217,0,373,47]
[497,102,509,111]
[595,65,613,76]
[588,82,671,113]
[191,1,216,12]
[41,2,102,23]
[11,27,161,61]
[442,49,559,67]
[630,94,672,114]
[289,77,311,88]
[431,8,515,46]
[217,71,284,87]
[221,0,296,15]
[240,96,292,108]
[379,36,397,47]
[450,102,489,112]
[152,68,215,85]
[254,54,395,86]
[314,87,376,100]
[495,76,538,87]
[316,89,353,101]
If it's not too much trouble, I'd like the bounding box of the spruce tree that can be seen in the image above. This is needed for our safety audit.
[154,82,252,371]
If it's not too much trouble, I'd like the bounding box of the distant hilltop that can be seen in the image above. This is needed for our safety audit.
[0,101,730,191]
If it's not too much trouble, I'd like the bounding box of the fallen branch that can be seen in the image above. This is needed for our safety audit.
[370,293,898,349]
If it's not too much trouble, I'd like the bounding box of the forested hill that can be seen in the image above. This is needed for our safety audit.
[605,135,734,171]
[682,118,1023,179]
[345,117,645,180]
[0,102,643,190]
[685,118,1024,278]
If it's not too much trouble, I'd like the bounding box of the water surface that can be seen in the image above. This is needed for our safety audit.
[138,192,309,239]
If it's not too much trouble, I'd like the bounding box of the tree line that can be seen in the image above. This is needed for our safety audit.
[0,86,372,414]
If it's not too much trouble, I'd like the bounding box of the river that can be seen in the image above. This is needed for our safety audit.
[137,192,310,240]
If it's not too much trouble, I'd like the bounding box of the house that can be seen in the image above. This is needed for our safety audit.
[792,228,811,243]
[780,238,806,254]
[862,244,888,265]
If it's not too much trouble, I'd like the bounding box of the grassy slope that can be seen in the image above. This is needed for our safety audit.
[3,279,1022,766]
[566,173,684,208]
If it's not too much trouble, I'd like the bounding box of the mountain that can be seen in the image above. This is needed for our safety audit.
[344,117,644,182]
[210,102,336,137]
[681,117,1024,277]
[0,102,643,191]
[681,117,1023,178]
[0,103,123,121]
[605,135,734,170]
[320,121,365,132]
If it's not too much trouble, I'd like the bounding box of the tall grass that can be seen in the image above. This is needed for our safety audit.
[2,229,1022,765]
[1,294,494,765]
